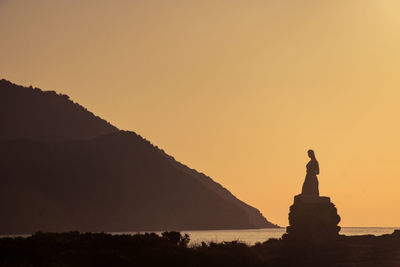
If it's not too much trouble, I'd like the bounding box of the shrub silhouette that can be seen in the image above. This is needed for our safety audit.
[1,231,400,266]
[161,231,190,247]
[0,231,263,267]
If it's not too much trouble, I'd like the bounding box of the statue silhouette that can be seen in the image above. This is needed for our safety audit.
[301,149,319,197]
[286,150,341,242]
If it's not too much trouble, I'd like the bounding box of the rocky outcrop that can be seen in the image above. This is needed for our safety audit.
[284,194,341,242]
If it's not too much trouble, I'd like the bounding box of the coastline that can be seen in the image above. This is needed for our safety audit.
[1,230,399,266]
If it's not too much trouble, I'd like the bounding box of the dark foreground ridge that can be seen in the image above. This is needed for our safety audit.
[1,231,399,267]
[0,79,277,234]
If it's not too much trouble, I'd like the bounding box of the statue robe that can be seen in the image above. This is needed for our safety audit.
[301,159,319,197]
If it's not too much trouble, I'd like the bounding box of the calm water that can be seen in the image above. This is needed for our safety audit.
[135,227,398,246]
[3,227,398,246]
[182,227,399,245]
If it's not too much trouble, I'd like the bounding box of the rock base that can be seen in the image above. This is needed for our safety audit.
[283,194,341,242]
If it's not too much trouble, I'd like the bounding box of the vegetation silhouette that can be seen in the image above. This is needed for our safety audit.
[1,231,399,266]
[0,79,277,234]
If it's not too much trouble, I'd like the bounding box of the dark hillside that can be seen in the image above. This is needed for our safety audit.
[0,80,277,234]
[0,131,277,234]
[0,79,118,140]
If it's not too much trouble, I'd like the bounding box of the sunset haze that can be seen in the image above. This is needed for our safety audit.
[1,0,400,227]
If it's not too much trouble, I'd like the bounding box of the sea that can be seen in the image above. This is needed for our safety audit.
[117,227,399,246]
[3,227,398,246]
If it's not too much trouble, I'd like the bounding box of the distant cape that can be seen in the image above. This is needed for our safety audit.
[0,79,278,234]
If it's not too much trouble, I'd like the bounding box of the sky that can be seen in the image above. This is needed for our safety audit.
[1,0,400,227]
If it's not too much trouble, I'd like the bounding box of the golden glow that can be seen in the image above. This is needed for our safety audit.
[1,0,400,227]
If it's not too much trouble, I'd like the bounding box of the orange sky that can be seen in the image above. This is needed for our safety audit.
[1,0,400,227]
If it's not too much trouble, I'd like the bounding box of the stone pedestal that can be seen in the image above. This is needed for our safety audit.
[283,194,341,242]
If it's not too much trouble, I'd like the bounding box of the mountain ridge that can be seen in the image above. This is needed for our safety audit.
[0,79,278,234]
[0,79,118,140]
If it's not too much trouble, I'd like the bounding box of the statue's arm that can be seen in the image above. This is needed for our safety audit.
[316,161,320,175]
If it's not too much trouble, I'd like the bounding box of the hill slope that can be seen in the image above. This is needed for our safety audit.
[0,79,278,234]
[0,79,118,140]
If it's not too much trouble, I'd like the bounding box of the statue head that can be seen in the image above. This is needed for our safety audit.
[307,149,315,159]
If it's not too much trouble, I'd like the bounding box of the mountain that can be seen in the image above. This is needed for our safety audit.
[0,79,118,140]
[0,79,278,234]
